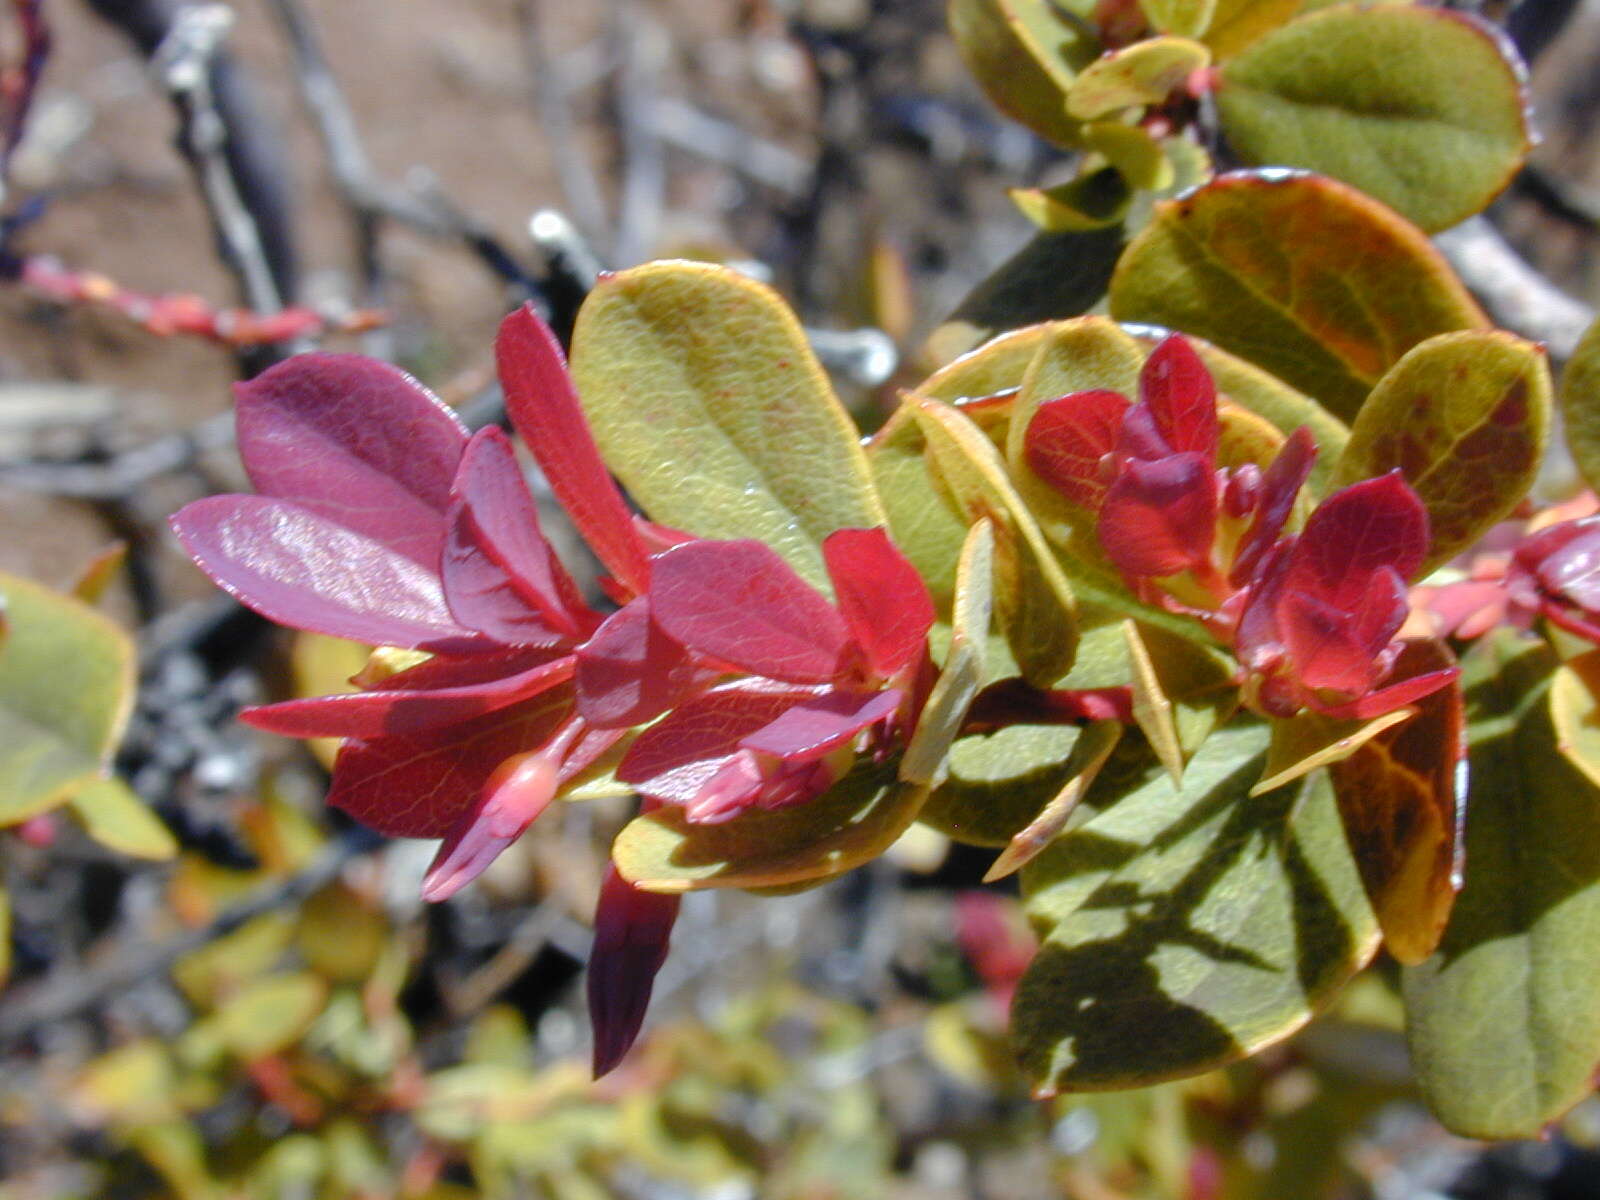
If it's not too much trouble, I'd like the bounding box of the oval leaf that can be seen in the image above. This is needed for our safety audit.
[68,778,178,860]
[569,261,885,587]
[1333,331,1550,573]
[1216,5,1532,232]
[1066,37,1210,120]
[948,0,1096,147]
[1560,315,1600,496]
[1109,171,1487,423]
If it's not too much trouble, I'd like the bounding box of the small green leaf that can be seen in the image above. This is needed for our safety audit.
[1333,331,1550,573]
[1016,722,1379,1094]
[1560,315,1600,496]
[570,261,885,587]
[206,972,328,1059]
[1141,0,1217,39]
[1216,5,1532,232]
[1254,708,1416,797]
[1066,37,1211,121]
[172,913,297,1007]
[612,759,928,893]
[1403,633,1600,1138]
[903,519,995,786]
[917,400,1080,685]
[68,777,178,860]
[0,571,135,825]
[1009,167,1131,233]
[1109,171,1487,422]
[1085,122,1175,191]
[948,0,1098,148]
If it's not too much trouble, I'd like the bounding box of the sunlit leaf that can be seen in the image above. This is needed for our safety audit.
[1334,331,1550,574]
[288,632,371,770]
[1560,315,1600,496]
[0,571,135,824]
[1141,0,1216,40]
[1109,171,1487,422]
[1016,722,1379,1094]
[569,261,885,587]
[68,777,177,860]
[1125,621,1185,786]
[948,0,1097,148]
[1202,0,1299,58]
[1084,123,1174,192]
[1254,708,1414,797]
[1009,167,1131,233]
[1552,650,1600,791]
[920,724,1082,846]
[986,719,1122,880]
[1216,5,1532,232]
[1403,633,1600,1138]
[1066,37,1210,121]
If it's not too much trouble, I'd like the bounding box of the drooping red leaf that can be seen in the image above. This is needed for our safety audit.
[1283,471,1430,611]
[328,686,577,838]
[1233,537,1295,667]
[588,863,680,1078]
[1278,589,1382,696]
[242,649,575,740]
[1317,665,1460,720]
[1023,389,1129,509]
[649,540,852,683]
[1097,453,1218,578]
[1230,426,1317,586]
[234,353,468,568]
[171,496,481,651]
[496,305,650,596]
[616,682,816,802]
[442,428,590,646]
[822,528,935,678]
[574,597,713,729]
[1140,336,1217,460]
[740,688,901,760]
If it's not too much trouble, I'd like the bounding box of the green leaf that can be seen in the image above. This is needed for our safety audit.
[1141,0,1217,39]
[1066,37,1211,120]
[68,777,178,860]
[1216,5,1532,232]
[864,405,971,613]
[948,0,1098,148]
[916,400,1080,685]
[611,759,928,893]
[902,519,994,786]
[1015,721,1379,1094]
[1125,621,1185,786]
[1202,0,1300,58]
[1085,123,1176,192]
[1551,650,1600,791]
[986,719,1122,880]
[1403,634,1600,1138]
[1560,315,1600,496]
[205,972,328,1059]
[570,261,885,587]
[1254,708,1416,797]
[1009,167,1131,233]
[1333,331,1550,573]
[0,571,135,825]
[920,724,1084,846]
[1109,170,1487,423]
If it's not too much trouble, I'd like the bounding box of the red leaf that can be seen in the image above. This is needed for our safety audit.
[740,688,901,759]
[171,496,481,651]
[588,863,680,1078]
[575,597,713,728]
[822,528,935,678]
[1278,589,1382,696]
[1097,453,1218,577]
[649,540,851,683]
[497,305,650,596]
[443,428,591,646]
[1284,472,1429,611]
[1139,335,1217,460]
[1024,389,1129,509]
[1529,519,1600,609]
[235,353,468,568]
[1230,426,1317,586]
[242,649,575,739]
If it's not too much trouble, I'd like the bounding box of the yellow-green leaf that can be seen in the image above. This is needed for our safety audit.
[1066,37,1211,121]
[948,0,1097,147]
[1216,5,1532,232]
[985,719,1122,880]
[0,571,135,824]
[1142,0,1217,39]
[919,724,1084,846]
[1125,621,1185,786]
[570,261,885,587]
[1109,170,1487,423]
[204,972,328,1060]
[1202,0,1300,58]
[1009,167,1130,233]
[1560,315,1600,497]
[1085,122,1175,191]
[1552,650,1600,791]
[68,777,177,860]
[1254,708,1416,796]
[1333,330,1550,573]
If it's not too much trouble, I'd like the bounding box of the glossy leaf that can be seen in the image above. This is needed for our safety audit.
[234,353,467,568]
[1403,634,1600,1138]
[902,519,995,786]
[1216,5,1532,232]
[916,400,1079,685]
[576,598,710,729]
[0,571,135,824]
[948,0,1096,148]
[1559,316,1600,496]
[1334,331,1550,574]
[569,261,884,587]
[68,777,178,860]
[1109,171,1487,422]
[1328,639,1464,965]
[1016,722,1379,1094]
[612,758,928,892]
[1066,37,1210,120]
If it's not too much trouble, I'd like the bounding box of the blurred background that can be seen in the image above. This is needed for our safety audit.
[3,0,1600,1196]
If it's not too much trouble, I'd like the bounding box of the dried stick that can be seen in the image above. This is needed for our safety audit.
[1435,215,1595,362]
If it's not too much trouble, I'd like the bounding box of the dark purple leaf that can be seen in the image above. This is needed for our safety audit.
[588,863,680,1078]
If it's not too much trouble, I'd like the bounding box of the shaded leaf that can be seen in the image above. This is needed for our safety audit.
[1009,167,1131,232]
[948,0,1096,148]
[1216,5,1532,232]
[1255,708,1414,797]
[1084,122,1174,191]
[287,632,371,771]
[1559,315,1600,497]
[920,724,1084,846]
[68,777,177,860]
[1109,171,1486,422]
[986,719,1122,880]
[1066,37,1210,120]
[1334,331,1550,574]
[1403,633,1600,1138]
[569,261,884,587]
[1124,621,1186,786]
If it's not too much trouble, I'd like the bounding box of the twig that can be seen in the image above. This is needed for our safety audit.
[0,410,234,499]
[646,97,811,197]
[609,1,665,267]
[1435,215,1595,362]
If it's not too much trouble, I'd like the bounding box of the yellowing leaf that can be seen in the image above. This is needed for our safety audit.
[1552,651,1600,791]
[1333,330,1550,574]
[1066,37,1211,121]
[1202,0,1300,58]
[205,972,328,1060]
[948,0,1097,148]
[0,571,135,825]
[68,777,177,860]
[1254,708,1416,797]
[289,633,371,771]
[1141,0,1217,39]
[570,261,885,588]
[1216,5,1532,232]
[1109,171,1487,422]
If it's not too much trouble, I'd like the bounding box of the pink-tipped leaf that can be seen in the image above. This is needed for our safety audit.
[822,528,935,678]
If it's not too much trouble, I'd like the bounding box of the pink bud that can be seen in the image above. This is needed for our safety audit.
[14,813,56,849]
